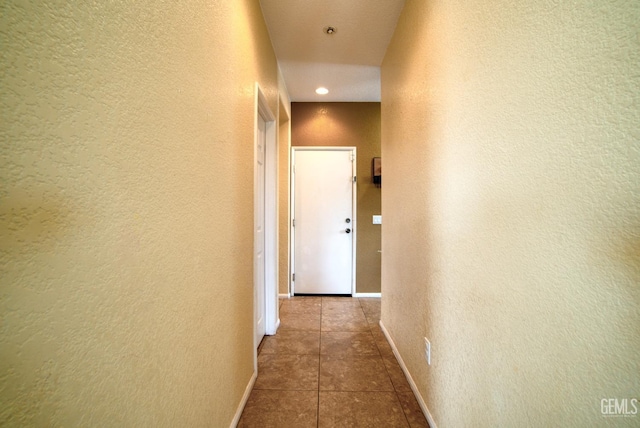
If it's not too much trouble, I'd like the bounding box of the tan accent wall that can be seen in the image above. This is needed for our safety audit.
[291,102,382,294]
[0,1,282,425]
[277,70,292,297]
[278,100,291,296]
[381,0,640,426]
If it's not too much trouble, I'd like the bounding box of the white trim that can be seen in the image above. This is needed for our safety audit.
[354,293,381,298]
[379,321,438,428]
[264,99,278,336]
[229,370,257,428]
[289,147,295,294]
[351,148,357,296]
[278,293,291,299]
[254,83,278,367]
[290,146,357,296]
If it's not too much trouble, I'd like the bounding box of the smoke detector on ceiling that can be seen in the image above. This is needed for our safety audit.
[324,26,337,35]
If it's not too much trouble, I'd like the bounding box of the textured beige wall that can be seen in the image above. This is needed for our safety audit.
[291,103,382,294]
[0,1,281,426]
[381,0,640,426]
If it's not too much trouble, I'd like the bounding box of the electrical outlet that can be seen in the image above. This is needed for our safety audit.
[424,337,431,365]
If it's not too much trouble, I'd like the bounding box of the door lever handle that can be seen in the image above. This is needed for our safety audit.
[345,228,351,233]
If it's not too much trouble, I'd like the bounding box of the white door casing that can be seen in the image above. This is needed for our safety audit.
[254,84,277,360]
[254,112,266,347]
[291,147,356,295]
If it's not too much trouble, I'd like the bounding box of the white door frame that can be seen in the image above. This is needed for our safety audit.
[254,84,278,362]
[290,146,357,296]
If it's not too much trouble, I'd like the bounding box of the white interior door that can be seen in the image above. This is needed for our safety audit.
[292,148,355,295]
[254,114,266,347]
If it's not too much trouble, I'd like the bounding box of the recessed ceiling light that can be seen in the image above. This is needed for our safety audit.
[324,26,337,35]
[315,87,329,95]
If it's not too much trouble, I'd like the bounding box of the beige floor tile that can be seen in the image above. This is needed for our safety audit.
[238,390,318,428]
[382,354,413,392]
[369,320,382,332]
[279,310,321,331]
[359,298,382,323]
[322,299,363,313]
[280,297,322,315]
[322,307,368,323]
[255,354,319,390]
[320,354,394,391]
[377,341,396,360]
[358,297,381,305]
[321,331,380,356]
[370,328,396,359]
[322,296,362,304]
[369,324,387,340]
[364,316,379,326]
[241,297,426,426]
[366,314,381,325]
[261,330,320,355]
[396,390,431,428]
[321,311,369,332]
[318,391,409,428]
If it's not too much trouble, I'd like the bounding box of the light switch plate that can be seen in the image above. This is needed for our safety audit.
[373,215,382,224]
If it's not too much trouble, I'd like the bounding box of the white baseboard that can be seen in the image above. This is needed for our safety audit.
[279,293,380,298]
[354,292,381,298]
[230,370,257,428]
[379,321,437,428]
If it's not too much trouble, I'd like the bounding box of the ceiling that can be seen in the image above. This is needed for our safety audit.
[259,0,406,102]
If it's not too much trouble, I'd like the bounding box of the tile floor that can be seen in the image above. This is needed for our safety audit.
[238,296,430,427]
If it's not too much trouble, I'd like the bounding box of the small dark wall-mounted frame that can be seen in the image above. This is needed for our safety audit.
[372,157,381,188]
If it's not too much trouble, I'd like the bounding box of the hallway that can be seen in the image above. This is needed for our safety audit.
[238,297,429,427]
